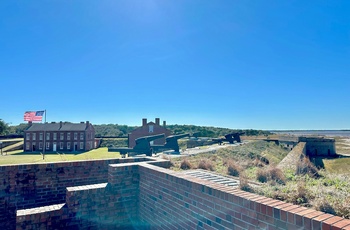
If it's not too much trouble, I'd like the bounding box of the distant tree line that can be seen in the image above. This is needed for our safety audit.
[2,120,271,138]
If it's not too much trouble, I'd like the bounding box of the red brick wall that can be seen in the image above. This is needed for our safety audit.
[0,157,153,230]
[128,123,171,148]
[10,160,350,230]
[138,163,350,230]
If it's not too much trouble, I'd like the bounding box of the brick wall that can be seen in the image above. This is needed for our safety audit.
[138,163,350,230]
[0,157,153,230]
[7,158,350,229]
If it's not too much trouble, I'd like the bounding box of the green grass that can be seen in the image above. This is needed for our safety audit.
[0,147,121,165]
[322,157,350,174]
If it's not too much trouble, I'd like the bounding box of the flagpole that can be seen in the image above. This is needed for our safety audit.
[45,110,46,123]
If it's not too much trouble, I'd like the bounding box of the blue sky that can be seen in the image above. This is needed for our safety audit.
[1,1,350,130]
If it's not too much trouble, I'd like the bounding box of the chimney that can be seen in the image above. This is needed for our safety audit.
[142,118,147,126]
[86,121,90,128]
[163,121,166,127]
[155,118,160,125]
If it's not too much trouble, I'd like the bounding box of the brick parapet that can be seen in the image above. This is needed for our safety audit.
[1,157,154,229]
[8,158,350,229]
[138,163,350,230]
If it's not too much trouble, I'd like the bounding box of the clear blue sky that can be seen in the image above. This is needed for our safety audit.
[1,1,350,130]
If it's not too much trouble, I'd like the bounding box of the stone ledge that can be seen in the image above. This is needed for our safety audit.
[66,182,108,192]
[16,203,65,216]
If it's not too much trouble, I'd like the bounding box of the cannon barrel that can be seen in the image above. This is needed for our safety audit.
[165,133,189,141]
[135,133,165,144]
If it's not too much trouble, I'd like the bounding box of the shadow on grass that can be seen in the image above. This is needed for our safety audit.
[11,151,87,156]
[310,154,350,169]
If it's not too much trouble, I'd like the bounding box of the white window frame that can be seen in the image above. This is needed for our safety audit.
[67,142,71,150]
[53,133,57,140]
[60,142,64,149]
[67,133,71,140]
[149,125,154,133]
[39,133,43,141]
[39,142,43,150]
[60,133,64,140]
[26,142,30,150]
[32,133,36,141]
[80,142,84,150]
[80,133,84,140]
[74,133,78,140]
[46,132,50,140]
[26,133,30,140]
[46,142,50,149]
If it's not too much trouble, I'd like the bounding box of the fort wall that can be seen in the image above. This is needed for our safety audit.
[4,158,350,229]
[0,157,154,229]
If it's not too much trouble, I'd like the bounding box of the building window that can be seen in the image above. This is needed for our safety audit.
[74,133,78,140]
[32,133,36,141]
[26,142,30,150]
[26,133,30,140]
[67,142,71,150]
[60,133,64,140]
[39,142,43,150]
[39,133,43,141]
[46,132,50,140]
[67,133,71,140]
[80,142,84,150]
[80,133,84,140]
[149,125,154,133]
[46,142,50,149]
[60,142,63,149]
[53,133,57,140]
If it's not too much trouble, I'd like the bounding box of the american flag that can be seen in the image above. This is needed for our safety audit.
[24,111,45,122]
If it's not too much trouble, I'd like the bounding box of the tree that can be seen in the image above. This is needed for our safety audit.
[0,119,9,135]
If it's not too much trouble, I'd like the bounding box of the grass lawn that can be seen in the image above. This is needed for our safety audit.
[322,157,350,174]
[0,147,121,165]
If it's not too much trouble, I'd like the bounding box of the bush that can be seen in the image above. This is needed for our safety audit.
[198,158,214,171]
[226,160,242,176]
[256,167,285,185]
[314,198,336,215]
[289,182,309,205]
[239,173,253,192]
[269,167,286,185]
[296,158,320,178]
[256,168,269,183]
[180,158,192,170]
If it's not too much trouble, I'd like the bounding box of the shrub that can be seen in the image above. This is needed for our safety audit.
[239,173,253,192]
[314,198,336,215]
[256,168,269,183]
[256,167,285,185]
[296,158,320,178]
[269,167,286,185]
[226,160,242,177]
[289,182,309,205]
[180,158,192,170]
[198,158,214,171]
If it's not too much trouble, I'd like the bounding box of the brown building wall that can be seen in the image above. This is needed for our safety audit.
[24,123,95,152]
[128,118,172,148]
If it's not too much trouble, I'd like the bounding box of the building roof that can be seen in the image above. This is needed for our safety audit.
[25,122,90,132]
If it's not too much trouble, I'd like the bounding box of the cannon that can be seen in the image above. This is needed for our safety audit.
[152,133,190,153]
[108,133,165,157]
[212,132,245,145]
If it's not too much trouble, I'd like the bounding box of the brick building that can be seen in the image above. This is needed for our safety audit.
[128,118,171,148]
[24,121,95,152]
